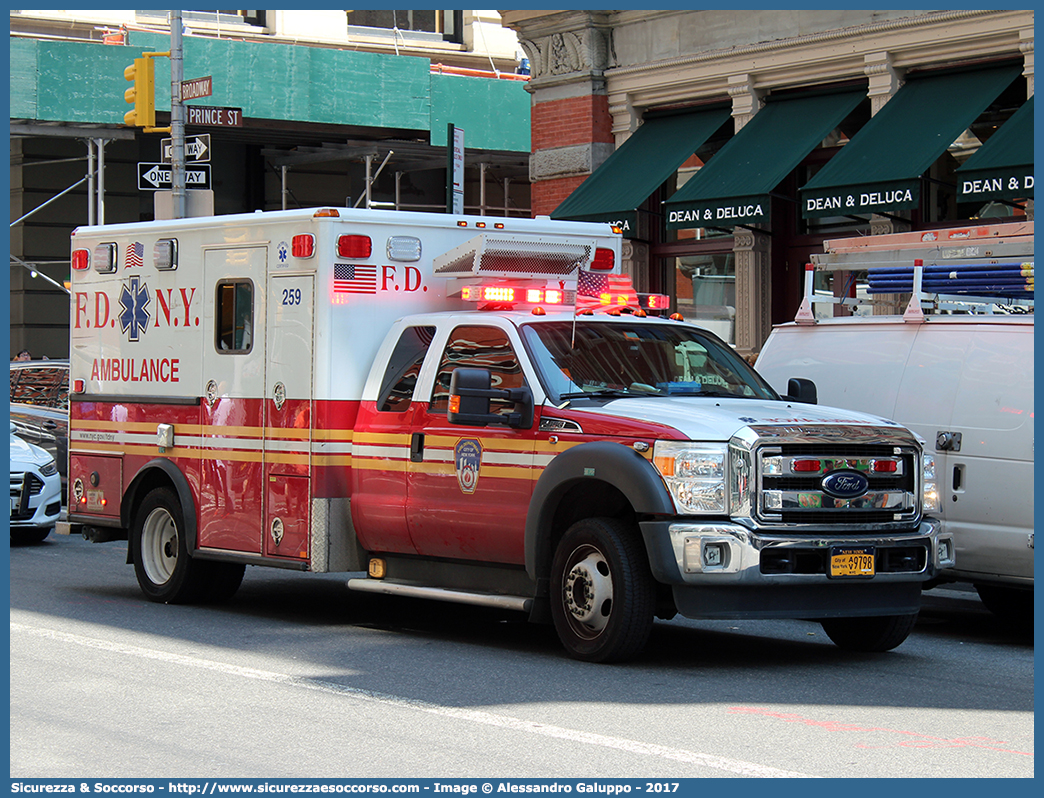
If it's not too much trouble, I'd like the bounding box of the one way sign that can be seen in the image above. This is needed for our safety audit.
[161,133,211,163]
[138,162,212,191]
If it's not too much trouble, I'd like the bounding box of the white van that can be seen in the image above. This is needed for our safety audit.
[756,314,1034,619]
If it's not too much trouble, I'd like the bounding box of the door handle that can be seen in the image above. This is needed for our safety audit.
[410,433,424,463]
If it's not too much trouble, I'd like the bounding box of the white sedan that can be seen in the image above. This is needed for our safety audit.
[10,422,62,544]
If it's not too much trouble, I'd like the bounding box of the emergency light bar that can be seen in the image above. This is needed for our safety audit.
[460,283,669,312]
[461,285,567,305]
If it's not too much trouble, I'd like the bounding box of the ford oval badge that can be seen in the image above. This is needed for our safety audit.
[821,470,870,499]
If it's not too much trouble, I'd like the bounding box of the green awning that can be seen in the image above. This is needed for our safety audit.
[801,64,1022,218]
[550,106,730,236]
[664,89,864,229]
[957,95,1034,202]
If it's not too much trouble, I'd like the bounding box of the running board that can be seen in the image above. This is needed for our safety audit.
[346,578,532,612]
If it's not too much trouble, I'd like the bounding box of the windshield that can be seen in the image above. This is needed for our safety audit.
[520,320,778,403]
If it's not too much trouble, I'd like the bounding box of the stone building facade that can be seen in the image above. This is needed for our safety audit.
[501,9,1034,354]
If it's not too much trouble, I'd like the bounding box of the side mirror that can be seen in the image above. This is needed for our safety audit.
[785,377,817,405]
[447,367,534,429]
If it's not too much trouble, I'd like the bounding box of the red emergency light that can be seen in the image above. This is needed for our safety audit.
[71,249,90,270]
[337,235,372,259]
[292,234,315,258]
[461,285,566,305]
[591,248,615,271]
[792,459,822,472]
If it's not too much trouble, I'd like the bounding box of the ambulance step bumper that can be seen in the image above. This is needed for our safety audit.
[346,578,532,612]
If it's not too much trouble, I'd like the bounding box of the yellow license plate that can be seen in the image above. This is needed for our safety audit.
[829,546,876,578]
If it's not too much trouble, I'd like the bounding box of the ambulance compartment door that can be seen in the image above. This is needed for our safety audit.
[263,274,315,561]
[199,247,267,553]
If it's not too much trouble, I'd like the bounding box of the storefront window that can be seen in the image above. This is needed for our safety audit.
[668,252,736,344]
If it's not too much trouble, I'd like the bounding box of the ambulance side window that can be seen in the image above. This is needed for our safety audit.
[216,280,254,353]
[430,325,526,417]
[377,325,436,413]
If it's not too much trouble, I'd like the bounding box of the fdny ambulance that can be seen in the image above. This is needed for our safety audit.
[65,208,953,662]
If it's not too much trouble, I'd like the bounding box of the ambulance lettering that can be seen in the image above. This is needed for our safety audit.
[380,265,427,293]
[154,287,200,329]
[74,285,200,332]
[73,291,113,330]
[89,357,180,383]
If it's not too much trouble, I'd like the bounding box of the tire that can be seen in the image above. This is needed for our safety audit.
[203,560,246,603]
[820,613,918,652]
[549,517,655,663]
[131,487,242,604]
[10,527,52,545]
[974,584,1033,622]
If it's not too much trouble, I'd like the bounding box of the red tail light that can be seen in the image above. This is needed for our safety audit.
[337,235,372,258]
[591,248,615,271]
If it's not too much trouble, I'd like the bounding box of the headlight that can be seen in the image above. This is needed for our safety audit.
[39,460,58,477]
[922,453,940,513]
[653,442,727,514]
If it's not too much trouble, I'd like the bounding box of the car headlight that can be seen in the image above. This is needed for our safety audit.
[39,460,58,477]
[922,452,940,513]
[653,442,727,514]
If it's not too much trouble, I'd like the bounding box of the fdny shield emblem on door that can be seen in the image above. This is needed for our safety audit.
[454,439,483,494]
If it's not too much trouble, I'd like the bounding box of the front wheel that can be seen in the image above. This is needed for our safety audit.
[819,613,918,652]
[549,517,655,663]
[131,487,243,604]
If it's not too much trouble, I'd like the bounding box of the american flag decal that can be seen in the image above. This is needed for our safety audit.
[126,241,144,269]
[575,269,638,313]
[333,263,378,294]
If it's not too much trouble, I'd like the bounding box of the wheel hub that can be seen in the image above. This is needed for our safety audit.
[564,552,613,632]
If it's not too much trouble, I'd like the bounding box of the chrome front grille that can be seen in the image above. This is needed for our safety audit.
[745,429,922,530]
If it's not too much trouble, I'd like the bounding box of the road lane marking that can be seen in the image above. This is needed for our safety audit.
[730,706,1033,756]
[12,620,815,778]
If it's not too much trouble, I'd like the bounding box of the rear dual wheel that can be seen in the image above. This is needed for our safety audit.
[550,517,655,663]
[132,487,244,604]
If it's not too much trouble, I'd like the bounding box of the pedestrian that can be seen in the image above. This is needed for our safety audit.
[13,349,31,361]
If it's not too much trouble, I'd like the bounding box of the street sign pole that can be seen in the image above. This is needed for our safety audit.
[169,10,186,219]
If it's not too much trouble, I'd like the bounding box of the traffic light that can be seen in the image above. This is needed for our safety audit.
[123,56,156,129]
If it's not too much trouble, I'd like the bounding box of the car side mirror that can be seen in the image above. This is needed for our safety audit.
[785,377,818,404]
[447,367,534,429]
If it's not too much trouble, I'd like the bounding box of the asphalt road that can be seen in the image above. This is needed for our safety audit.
[9,531,1034,780]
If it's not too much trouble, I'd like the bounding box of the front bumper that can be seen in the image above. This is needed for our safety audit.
[640,517,953,620]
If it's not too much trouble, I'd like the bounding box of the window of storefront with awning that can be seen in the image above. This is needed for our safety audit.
[664,88,866,230]
[957,94,1034,207]
[800,63,1022,219]
[550,105,731,236]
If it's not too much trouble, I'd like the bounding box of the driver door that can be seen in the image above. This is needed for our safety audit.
[405,324,538,565]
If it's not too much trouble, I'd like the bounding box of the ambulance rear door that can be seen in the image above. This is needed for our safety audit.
[263,271,315,561]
